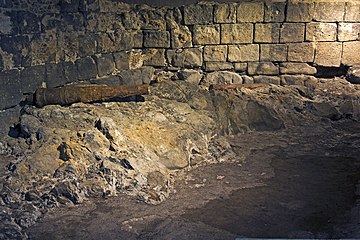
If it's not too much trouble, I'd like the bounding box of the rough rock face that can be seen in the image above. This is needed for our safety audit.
[0,79,360,238]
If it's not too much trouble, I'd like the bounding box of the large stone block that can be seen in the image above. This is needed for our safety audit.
[254,76,281,85]
[260,44,287,62]
[254,23,280,43]
[204,45,227,62]
[31,31,59,65]
[60,13,85,32]
[205,71,243,85]
[114,50,143,70]
[234,63,247,73]
[280,23,305,43]
[215,3,236,23]
[264,1,286,22]
[305,23,337,42]
[314,42,342,67]
[287,43,315,63]
[184,4,213,25]
[0,11,18,35]
[286,2,314,22]
[314,2,345,22]
[138,8,166,31]
[338,23,360,42]
[228,44,259,62]
[281,75,317,86]
[167,48,203,68]
[63,61,79,84]
[20,65,45,93]
[76,56,98,80]
[248,62,279,76]
[18,11,41,34]
[279,63,317,75]
[118,67,154,85]
[46,63,66,88]
[121,11,143,30]
[342,41,360,66]
[221,24,253,44]
[0,69,22,109]
[94,54,115,77]
[193,25,220,45]
[205,62,233,72]
[58,32,79,62]
[143,48,166,67]
[78,34,97,57]
[144,31,170,48]
[237,2,264,23]
[345,2,360,22]
[168,19,192,48]
[0,35,30,69]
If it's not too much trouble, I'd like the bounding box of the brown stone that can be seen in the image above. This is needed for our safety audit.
[254,23,280,43]
[205,71,243,85]
[286,2,314,22]
[279,63,317,75]
[99,0,131,13]
[281,75,317,86]
[237,2,264,23]
[264,1,286,22]
[204,45,227,62]
[314,42,342,67]
[342,41,360,66]
[314,2,345,22]
[248,62,279,76]
[114,50,143,70]
[144,31,170,48]
[254,76,281,85]
[260,44,287,62]
[193,25,220,45]
[143,49,166,67]
[242,75,254,84]
[184,4,213,25]
[205,62,233,72]
[221,24,253,44]
[167,48,203,68]
[345,2,360,22]
[168,20,192,49]
[280,23,305,43]
[305,23,337,42]
[338,23,360,42]
[287,43,315,63]
[214,3,236,23]
[228,45,259,62]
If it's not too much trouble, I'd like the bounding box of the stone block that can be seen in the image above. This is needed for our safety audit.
[58,32,79,62]
[20,65,45,93]
[279,63,317,75]
[286,2,314,22]
[254,23,280,43]
[205,71,243,85]
[305,23,337,42]
[114,50,143,70]
[118,67,154,85]
[0,69,22,109]
[94,54,115,77]
[281,75,317,86]
[143,49,166,67]
[98,0,131,13]
[221,24,253,44]
[63,61,79,84]
[314,2,345,22]
[264,1,286,22]
[60,0,80,12]
[0,35,30,69]
[0,11,18,35]
[18,11,41,34]
[205,62,233,72]
[31,31,59,65]
[138,8,166,31]
[314,42,342,67]
[234,63,247,73]
[254,76,281,85]
[228,44,259,62]
[78,34,97,57]
[193,25,220,45]
[345,2,360,22]
[60,13,85,32]
[280,23,305,43]
[122,11,142,30]
[178,70,203,85]
[342,41,360,66]
[260,44,287,62]
[46,63,66,88]
[167,48,203,68]
[242,75,254,84]
[144,31,170,48]
[169,21,192,49]
[338,23,360,42]
[248,62,279,76]
[76,56,98,80]
[215,3,236,23]
[204,45,227,62]
[97,32,116,53]
[237,2,264,23]
[184,4,213,25]
[287,43,315,63]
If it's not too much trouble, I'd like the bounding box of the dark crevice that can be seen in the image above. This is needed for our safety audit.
[315,65,349,78]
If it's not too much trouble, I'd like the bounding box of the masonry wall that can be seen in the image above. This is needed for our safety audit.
[0,0,360,112]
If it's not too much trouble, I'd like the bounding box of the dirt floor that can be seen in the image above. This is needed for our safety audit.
[26,120,360,239]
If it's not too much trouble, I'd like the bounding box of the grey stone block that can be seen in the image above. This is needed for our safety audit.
[280,23,305,43]
[184,4,213,25]
[228,44,259,62]
[0,10,18,35]
[118,67,155,85]
[20,65,45,93]
[94,54,115,77]
[46,63,66,88]
[221,24,253,44]
[63,61,79,84]
[0,35,30,68]
[0,69,22,109]
[287,43,315,63]
[204,45,227,62]
[264,1,286,22]
[342,41,360,66]
[76,56,98,80]
[286,2,314,22]
[144,31,170,48]
[143,49,166,67]
[248,62,279,76]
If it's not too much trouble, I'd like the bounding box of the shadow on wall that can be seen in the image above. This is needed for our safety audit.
[119,0,241,7]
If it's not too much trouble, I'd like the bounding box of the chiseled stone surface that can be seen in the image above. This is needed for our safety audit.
[221,24,253,44]
[264,1,286,22]
[204,45,227,62]
[313,2,345,22]
[237,2,264,23]
[214,3,236,23]
[184,4,213,25]
[286,2,314,22]
[280,63,317,75]
[234,63,247,73]
[228,44,259,62]
[345,2,360,22]
[254,23,280,43]
[342,41,360,66]
[287,43,315,63]
[260,44,287,62]
[193,25,220,45]
[248,62,279,76]
[306,23,337,42]
[76,56,97,80]
[253,75,281,85]
[338,23,360,42]
[314,42,342,67]
[280,23,305,43]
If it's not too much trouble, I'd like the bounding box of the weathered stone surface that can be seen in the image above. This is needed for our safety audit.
[287,43,315,63]
[94,54,115,77]
[345,2,360,22]
[221,24,253,44]
[248,62,279,76]
[167,48,203,68]
[281,75,317,87]
[138,7,167,31]
[114,50,143,70]
[204,45,227,62]
[46,63,66,88]
[214,3,236,23]
[20,65,45,93]
[0,11,18,35]
[254,23,280,43]
[314,42,342,67]
[78,34,97,58]
[184,4,213,25]
[0,69,21,109]
[60,0,80,12]
[205,62,233,72]
[167,18,192,48]
[178,69,203,84]
[264,1,286,22]
[260,44,287,62]
[63,61,79,84]
[31,30,58,65]
[234,63,247,73]
[205,71,243,85]
[228,45,259,62]
[76,56,97,80]
[342,42,360,66]
[58,32,79,62]
[306,23,337,42]
[0,35,30,69]
[193,25,220,45]
[338,23,360,42]
[242,75,254,84]
[118,67,154,85]
[237,2,264,23]
[144,31,170,48]
[280,63,317,75]
[253,75,280,85]
[280,23,305,43]
[286,2,314,22]
[60,13,85,32]
[143,49,166,67]
[121,11,142,30]
[18,11,41,34]
[99,0,131,13]
[346,65,360,84]
[314,2,345,22]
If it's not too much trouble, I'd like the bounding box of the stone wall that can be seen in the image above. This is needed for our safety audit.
[0,0,360,112]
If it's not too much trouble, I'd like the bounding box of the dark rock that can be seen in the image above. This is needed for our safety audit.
[247,101,284,131]
[46,63,66,88]
[76,56,97,80]
[0,35,30,68]
[51,181,83,204]
[0,10,19,35]
[308,102,340,120]
[89,75,121,85]
[144,31,170,48]
[78,34,97,57]
[94,54,115,77]
[265,1,286,22]
[184,4,213,25]
[20,65,45,93]
[60,0,80,12]
[118,67,154,85]
[0,69,22,110]
[346,65,360,84]
[18,11,41,34]
[63,61,79,84]
[60,13,85,31]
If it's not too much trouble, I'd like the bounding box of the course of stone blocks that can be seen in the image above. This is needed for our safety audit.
[0,0,360,111]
